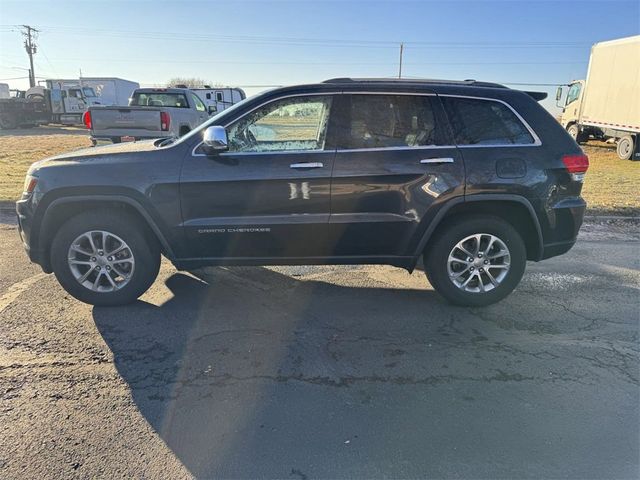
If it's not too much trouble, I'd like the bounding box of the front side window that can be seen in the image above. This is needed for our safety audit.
[227,95,333,153]
[441,97,535,145]
[191,94,206,112]
[336,94,446,150]
[566,83,582,105]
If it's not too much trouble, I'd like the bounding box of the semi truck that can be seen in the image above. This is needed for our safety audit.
[557,35,640,160]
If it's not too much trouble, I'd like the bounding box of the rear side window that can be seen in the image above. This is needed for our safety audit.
[441,97,535,145]
[336,94,447,149]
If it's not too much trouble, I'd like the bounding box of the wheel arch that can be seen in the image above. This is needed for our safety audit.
[410,194,543,270]
[38,195,175,271]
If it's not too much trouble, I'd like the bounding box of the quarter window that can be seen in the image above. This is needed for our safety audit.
[441,97,535,145]
[227,95,333,153]
[336,94,446,149]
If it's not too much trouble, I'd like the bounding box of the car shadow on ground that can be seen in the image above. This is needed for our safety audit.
[91,267,497,477]
[90,265,635,478]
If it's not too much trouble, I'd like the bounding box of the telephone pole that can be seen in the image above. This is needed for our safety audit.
[21,25,39,87]
[398,43,404,79]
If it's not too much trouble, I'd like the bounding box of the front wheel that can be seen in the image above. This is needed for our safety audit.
[424,215,527,307]
[51,210,161,306]
[567,124,587,144]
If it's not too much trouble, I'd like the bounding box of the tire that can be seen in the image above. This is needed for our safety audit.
[567,124,587,144]
[179,127,190,137]
[50,210,161,306]
[617,135,635,160]
[0,114,18,130]
[424,215,527,307]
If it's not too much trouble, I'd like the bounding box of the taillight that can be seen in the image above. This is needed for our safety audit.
[160,111,170,131]
[562,154,589,182]
[562,154,589,173]
[23,175,38,195]
[82,110,92,129]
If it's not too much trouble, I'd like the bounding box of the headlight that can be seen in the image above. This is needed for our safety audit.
[23,175,38,195]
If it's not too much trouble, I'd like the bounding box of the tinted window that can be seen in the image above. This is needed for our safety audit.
[227,95,333,153]
[441,97,534,145]
[337,94,446,149]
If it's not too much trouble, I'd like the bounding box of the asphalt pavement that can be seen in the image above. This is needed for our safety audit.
[1,213,638,479]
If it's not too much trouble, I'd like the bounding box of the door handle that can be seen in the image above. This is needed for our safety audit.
[420,157,454,164]
[290,162,324,169]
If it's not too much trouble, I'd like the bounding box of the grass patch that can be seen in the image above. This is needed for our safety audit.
[0,133,638,216]
[0,134,91,202]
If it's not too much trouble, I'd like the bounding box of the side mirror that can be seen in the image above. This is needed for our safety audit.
[555,86,564,108]
[207,105,217,115]
[202,125,228,154]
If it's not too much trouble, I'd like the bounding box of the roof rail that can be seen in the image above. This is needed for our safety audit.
[322,77,507,88]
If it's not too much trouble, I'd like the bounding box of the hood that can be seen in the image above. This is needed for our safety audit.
[28,139,163,174]
[50,139,160,161]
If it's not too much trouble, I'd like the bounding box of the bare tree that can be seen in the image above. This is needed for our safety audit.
[166,77,219,88]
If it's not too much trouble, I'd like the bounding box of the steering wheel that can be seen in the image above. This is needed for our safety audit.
[244,128,257,147]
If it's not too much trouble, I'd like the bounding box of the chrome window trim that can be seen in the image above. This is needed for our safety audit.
[192,92,336,157]
[439,94,542,147]
[191,91,542,157]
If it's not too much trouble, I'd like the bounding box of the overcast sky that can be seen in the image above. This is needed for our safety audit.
[1,0,638,113]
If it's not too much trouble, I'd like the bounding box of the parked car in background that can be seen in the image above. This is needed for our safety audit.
[557,35,640,160]
[84,87,212,144]
[17,78,589,307]
[190,86,245,114]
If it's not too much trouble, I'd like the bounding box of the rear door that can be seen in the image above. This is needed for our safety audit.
[328,92,465,257]
[180,93,336,259]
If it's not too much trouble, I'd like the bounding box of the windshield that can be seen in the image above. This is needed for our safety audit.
[82,87,97,97]
[130,92,190,108]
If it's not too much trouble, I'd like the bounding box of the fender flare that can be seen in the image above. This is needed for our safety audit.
[410,194,543,268]
[40,195,176,259]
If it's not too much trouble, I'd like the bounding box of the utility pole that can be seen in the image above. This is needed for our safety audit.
[21,25,39,87]
[398,43,404,79]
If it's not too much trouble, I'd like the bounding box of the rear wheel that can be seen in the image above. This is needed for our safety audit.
[51,210,161,306]
[617,135,635,160]
[424,215,526,307]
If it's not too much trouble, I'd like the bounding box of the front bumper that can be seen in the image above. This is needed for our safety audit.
[16,197,50,272]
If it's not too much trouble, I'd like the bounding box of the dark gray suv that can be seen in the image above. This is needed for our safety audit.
[16,78,589,307]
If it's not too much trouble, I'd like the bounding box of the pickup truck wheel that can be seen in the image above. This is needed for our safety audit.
[617,135,635,160]
[50,211,160,306]
[424,215,526,307]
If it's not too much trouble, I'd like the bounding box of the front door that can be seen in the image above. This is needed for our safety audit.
[328,93,465,257]
[180,94,336,259]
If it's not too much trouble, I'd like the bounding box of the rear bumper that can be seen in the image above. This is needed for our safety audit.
[539,197,586,260]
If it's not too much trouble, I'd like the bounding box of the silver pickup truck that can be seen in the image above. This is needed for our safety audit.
[84,87,212,144]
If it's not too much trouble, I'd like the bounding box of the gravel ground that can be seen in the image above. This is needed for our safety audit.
[0,215,638,479]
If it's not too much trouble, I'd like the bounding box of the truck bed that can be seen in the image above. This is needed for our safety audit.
[89,105,169,140]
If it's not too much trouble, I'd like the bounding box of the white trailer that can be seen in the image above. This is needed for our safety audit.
[45,78,139,106]
[191,86,245,114]
[558,35,640,160]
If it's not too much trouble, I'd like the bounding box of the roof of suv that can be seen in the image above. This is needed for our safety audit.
[323,77,508,89]
[320,77,547,101]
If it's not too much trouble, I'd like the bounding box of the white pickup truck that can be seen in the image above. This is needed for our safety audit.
[84,87,213,144]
